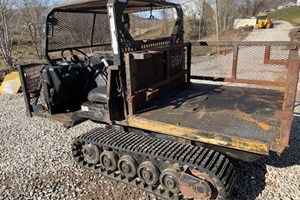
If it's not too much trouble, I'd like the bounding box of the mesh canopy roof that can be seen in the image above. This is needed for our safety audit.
[47,11,110,51]
[55,0,175,13]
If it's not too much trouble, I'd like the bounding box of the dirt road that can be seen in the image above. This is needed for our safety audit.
[244,20,294,41]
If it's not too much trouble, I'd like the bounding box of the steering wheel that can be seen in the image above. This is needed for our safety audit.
[61,48,91,68]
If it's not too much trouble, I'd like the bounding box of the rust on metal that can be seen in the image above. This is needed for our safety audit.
[279,49,300,147]
[125,43,189,115]
[232,45,238,79]
[274,110,294,121]
[180,173,213,199]
[18,61,47,117]
[192,41,300,47]
[263,46,288,65]
[265,59,288,65]
[264,46,271,64]
[124,54,134,116]
[128,117,270,155]
[190,76,287,88]
[190,168,217,188]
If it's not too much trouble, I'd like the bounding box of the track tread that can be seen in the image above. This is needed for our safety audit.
[72,128,236,200]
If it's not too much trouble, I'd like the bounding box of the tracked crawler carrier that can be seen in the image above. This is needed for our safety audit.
[18,0,300,199]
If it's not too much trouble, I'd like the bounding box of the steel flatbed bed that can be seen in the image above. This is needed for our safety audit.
[128,83,283,156]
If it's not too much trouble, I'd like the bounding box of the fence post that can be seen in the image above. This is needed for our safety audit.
[187,43,192,84]
[279,49,300,147]
[232,45,239,79]
[264,46,271,64]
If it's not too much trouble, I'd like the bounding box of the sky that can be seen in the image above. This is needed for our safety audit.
[50,0,72,5]
[48,0,178,19]
[50,0,178,5]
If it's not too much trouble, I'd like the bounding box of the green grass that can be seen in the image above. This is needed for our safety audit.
[268,7,300,26]
[134,21,175,40]
[135,28,162,39]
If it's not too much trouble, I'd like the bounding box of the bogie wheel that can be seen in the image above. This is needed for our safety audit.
[118,155,138,178]
[137,161,160,185]
[100,151,118,171]
[160,168,180,194]
[82,143,101,164]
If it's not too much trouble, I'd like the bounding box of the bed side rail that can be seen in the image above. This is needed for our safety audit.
[190,41,300,88]
[277,47,300,152]
[18,61,47,117]
[190,41,300,153]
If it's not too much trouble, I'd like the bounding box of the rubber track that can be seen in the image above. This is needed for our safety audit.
[72,128,236,200]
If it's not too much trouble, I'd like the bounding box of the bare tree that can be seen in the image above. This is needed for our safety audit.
[218,0,240,32]
[251,0,265,15]
[0,0,23,68]
[182,0,215,40]
[21,0,46,59]
[0,0,46,69]
[242,0,266,16]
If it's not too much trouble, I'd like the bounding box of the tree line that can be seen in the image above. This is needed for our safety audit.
[0,0,291,70]
[0,0,46,70]
[183,0,291,40]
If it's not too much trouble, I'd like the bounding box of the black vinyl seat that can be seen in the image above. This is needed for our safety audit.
[87,86,108,103]
[42,65,88,108]
[86,56,113,104]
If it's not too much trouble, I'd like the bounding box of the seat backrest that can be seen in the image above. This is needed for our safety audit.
[42,65,88,106]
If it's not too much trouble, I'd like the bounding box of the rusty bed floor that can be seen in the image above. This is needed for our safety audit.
[137,83,284,143]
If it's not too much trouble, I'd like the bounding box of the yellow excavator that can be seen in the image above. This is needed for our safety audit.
[255,13,273,29]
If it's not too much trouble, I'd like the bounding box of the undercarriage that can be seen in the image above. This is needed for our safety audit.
[72,127,236,199]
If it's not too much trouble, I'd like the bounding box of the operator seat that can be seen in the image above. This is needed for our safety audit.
[87,86,107,103]
[86,56,113,104]
[41,65,88,113]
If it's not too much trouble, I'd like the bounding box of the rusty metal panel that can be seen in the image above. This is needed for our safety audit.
[125,44,189,115]
[168,48,185,76]
[137,83,283,145]
[129,52,166,92]
[128,116,270,155]
[278,49,300,149]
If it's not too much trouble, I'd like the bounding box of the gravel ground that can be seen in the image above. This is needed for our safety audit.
[0,94,300,200]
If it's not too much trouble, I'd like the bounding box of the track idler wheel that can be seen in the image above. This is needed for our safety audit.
[82,143,101,164]
[100,151,118,171]
[180,172,216,199]
[118,155,138,178]
[160,168,180,194]
[137,161,160,185]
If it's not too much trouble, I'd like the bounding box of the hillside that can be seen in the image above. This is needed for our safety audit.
[268,7,300,26]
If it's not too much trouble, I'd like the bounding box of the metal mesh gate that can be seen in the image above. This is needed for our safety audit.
[190,42,293,87]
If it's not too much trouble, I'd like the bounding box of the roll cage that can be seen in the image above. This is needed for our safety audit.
[41,0,184,66]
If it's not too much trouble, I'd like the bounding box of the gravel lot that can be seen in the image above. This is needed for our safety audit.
[1,94,300,200]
